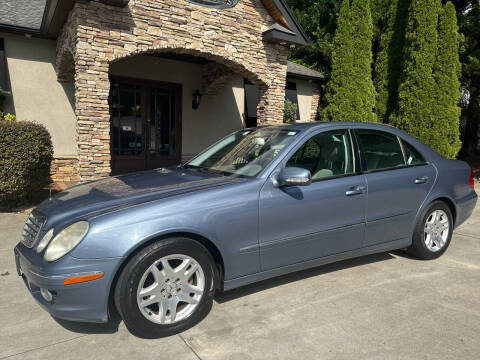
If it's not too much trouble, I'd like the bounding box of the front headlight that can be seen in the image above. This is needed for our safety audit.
[44,221,89,262]
[36,228,54,253]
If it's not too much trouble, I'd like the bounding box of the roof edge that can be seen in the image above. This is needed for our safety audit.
[0,0,130,38]
[286,61,326,82]
[261,0,310,46]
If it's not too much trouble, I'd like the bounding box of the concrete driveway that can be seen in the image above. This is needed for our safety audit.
[1,191,479,360]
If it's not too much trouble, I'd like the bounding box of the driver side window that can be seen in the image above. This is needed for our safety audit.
[286,129,354,180]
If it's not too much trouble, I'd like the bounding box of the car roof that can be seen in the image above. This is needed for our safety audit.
[256,122,398,132]
[254,121,444,163]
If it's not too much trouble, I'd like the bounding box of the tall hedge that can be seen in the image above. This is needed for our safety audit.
[373,0,411,123]
[431,2,462,158]
[322,0,354,122]
[350,0,377,123]
[390,0,440,148]
[0,115,53,208]
[323,0,377,122]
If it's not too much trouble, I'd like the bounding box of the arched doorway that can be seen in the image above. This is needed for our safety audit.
[108,50,265,175]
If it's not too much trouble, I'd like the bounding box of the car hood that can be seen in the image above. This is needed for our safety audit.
[38,167,243,225]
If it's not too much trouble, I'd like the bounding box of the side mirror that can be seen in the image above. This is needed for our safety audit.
[276,167,312,187]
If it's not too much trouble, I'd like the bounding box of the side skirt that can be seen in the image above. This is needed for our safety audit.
[222,238,410,291]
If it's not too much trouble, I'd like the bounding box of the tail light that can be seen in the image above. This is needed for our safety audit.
[469,168,475,188]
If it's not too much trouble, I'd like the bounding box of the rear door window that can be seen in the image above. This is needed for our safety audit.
[356,129,405,171]
[401,140,427,166]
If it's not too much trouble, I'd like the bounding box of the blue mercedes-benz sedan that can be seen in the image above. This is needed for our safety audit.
[14,122,477,338]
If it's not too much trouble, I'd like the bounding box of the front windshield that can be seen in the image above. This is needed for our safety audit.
[185,128,299,177]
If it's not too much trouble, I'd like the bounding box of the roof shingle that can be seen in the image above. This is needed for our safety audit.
[287,61,326,81]
[0,0,47,30]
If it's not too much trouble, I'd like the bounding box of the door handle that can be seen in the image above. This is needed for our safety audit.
[415,176,429,184]
[346,185,366,196]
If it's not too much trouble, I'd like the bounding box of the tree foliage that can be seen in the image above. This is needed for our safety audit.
[286,0,342,74]
[432,2,462,158]
[322,0,377,122]
[454,0,480,153]
[287,0,467,157]
[390,0,441,151]
[390,0,462,158]
[373,0,411,122]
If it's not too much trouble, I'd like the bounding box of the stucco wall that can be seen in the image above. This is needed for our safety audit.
[288,77,316,123]
[1,33,77,156]
[110,55,245,156]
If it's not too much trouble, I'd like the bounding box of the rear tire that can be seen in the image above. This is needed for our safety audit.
[114,238,217,338]
[408,200,453,260]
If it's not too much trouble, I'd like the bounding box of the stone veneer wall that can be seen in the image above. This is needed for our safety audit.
[50,156,80,190]
[56,0,289,182]
[310,88,320,122]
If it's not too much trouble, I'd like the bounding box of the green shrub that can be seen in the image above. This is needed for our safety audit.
[322,0,378,123]
[284,99,298,123]
[390,0,440,151]
[431,2,462,158]
[373,0,411,123]
[0,114,53,208]
[391,0,461,159]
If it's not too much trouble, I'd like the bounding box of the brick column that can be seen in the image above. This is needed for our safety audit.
[257,82,286,125]
[257,50,287,125]
[310,88,320,122]
[75,55,112,182]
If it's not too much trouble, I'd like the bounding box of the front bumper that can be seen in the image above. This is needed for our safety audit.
[14,243,123,323]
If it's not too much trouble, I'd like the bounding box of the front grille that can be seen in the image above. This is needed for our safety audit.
[21,210,46,248]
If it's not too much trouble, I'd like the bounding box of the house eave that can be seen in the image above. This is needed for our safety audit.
[269,0,311,45]
[262,29,307,46]
[0,0,131,39]
[286,73,326,83]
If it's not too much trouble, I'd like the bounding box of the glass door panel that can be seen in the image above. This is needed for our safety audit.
[147,85,181,169]
[112,84,143,156]
[111,79,181,174]
[149,90,170,156]
[110,82,146,174]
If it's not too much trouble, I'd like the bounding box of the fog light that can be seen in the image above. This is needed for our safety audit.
[40,288,53,302]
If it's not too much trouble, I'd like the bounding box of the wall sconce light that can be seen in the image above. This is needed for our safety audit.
[192,89,202,110]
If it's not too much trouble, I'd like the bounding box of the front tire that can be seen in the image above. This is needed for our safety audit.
[114,238,217,338]
[408,200,453,260]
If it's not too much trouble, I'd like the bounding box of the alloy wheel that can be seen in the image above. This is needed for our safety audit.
[424,209,450,252]
[136,254,205,324]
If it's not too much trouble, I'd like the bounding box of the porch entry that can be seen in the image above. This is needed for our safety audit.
[110,77,182,174]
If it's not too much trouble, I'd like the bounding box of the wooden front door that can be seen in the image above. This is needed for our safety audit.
[110,77,182,175]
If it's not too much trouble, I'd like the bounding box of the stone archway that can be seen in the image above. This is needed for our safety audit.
[56,0,288,182]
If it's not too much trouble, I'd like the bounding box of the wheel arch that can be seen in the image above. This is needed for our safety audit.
[107,231,225,317]
[430,196,457,226]
[410,195,458,243]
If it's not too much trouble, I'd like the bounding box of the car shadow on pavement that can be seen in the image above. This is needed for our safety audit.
[51,309,122,334]
[215,252,396,303]
[50,251,402,334]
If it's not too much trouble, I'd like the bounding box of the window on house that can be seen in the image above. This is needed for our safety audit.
[285,81,300,121]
